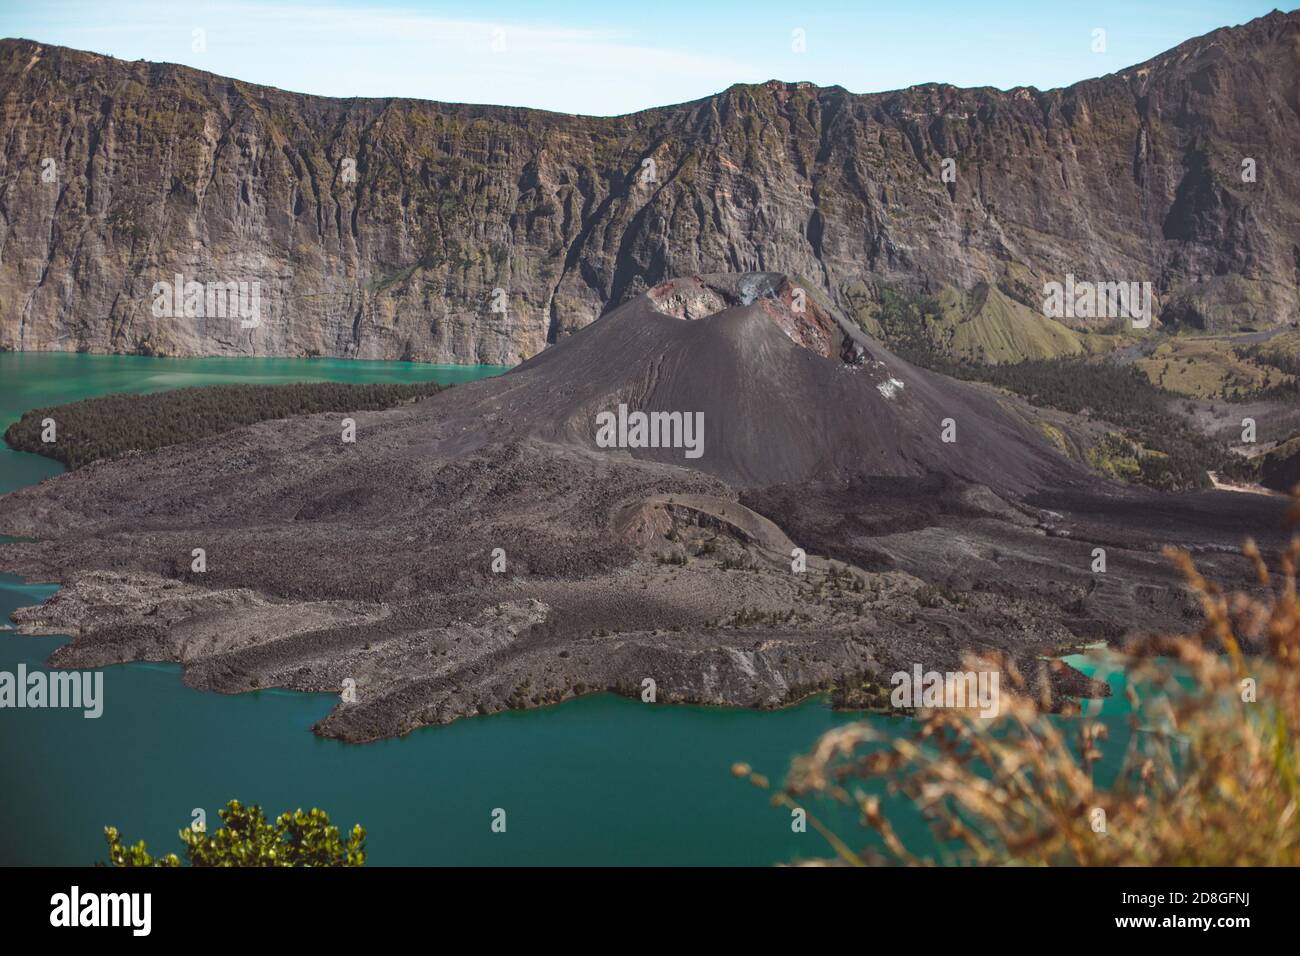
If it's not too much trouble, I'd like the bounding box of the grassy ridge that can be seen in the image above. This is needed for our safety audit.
[4,380,449,470]
[844,280,1107,365]
[1132,336,1298,399]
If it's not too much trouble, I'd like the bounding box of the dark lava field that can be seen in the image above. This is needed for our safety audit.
[0,274,1286,741]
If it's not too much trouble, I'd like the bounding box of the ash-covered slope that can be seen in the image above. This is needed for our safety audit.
[0,10,1296,362]
[438,273,1077,492]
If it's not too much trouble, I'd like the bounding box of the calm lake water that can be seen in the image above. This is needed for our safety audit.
[0,353,1144,866]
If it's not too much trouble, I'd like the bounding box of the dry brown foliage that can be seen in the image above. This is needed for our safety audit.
[737,490,1300,865]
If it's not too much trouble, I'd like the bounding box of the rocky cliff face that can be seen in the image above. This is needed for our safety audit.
[0,11,1296,364]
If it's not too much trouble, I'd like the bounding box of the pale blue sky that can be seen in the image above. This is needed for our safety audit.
[0,1,1289,115]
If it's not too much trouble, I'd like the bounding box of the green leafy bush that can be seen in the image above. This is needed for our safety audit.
[103,799,366,867]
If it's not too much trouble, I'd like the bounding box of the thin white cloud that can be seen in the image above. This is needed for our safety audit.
[12,1,765,114]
